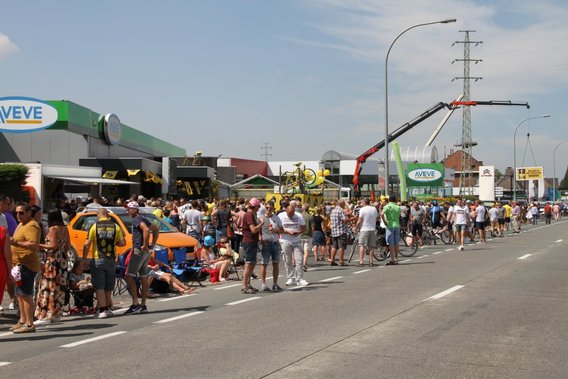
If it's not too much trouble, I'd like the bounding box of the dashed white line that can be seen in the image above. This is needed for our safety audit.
[159,294,196,302]
[226,297,261,306]
[353,269,370,274]
[0,362,11,367]
[154,311,205,324]
[319,276,343,283]
[518,254,532,260]
[399,259,411,263]
[556,239,564,243]
[445,248,454,252]
[425,285,464,301]
[213,283,242,291]
[433,251,443,255]
[417,255,428,259]
[0,332,13,338]
[60,331,127,348]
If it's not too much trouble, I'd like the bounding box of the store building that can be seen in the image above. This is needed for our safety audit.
[0,97,185,208]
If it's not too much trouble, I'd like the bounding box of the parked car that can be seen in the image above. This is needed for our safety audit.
[67,206,197,266]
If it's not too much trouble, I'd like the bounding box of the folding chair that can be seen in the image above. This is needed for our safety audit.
[113,252,130,296]
[173,247,206,287]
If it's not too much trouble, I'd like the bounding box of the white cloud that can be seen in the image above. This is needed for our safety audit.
[0,33,19,60]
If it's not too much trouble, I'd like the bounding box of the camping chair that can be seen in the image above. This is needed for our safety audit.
[173,247,206,287]
[113,251,130,296]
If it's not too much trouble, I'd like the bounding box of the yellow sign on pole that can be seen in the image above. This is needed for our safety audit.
[516,166,543,180]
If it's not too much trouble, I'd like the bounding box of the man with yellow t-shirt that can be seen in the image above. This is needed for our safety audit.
[503,202,512,231]
[82,208,126,318]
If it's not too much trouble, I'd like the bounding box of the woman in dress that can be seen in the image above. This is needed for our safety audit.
[34,209,70,325]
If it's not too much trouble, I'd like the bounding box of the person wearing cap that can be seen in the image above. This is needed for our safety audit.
[199,235,229,283]
[240,198,264,294]
[124,201,159,314]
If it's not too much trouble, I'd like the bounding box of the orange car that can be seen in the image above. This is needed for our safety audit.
[67,206,198,263]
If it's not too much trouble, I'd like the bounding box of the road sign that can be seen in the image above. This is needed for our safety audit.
[495,186,504,196]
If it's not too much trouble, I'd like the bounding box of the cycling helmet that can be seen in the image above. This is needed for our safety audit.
[203,235,215,247]
[432,200,438,206]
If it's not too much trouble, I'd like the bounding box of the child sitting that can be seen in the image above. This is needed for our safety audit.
[68,262,96,314]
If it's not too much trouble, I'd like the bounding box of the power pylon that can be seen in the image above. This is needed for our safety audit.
[452,30,483,196]
[261,142,272,161]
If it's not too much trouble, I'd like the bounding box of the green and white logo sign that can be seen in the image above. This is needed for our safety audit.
[406,163,444,187]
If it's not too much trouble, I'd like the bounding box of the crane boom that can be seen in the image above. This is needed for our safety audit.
[353,101,451,198]
[352,98,531,198]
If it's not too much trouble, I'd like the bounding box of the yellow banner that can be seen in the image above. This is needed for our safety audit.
[516,166,543,180]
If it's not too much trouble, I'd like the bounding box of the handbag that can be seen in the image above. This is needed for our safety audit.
[226,224,235,238]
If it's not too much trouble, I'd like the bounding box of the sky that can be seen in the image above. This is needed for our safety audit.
[1,0,568,179]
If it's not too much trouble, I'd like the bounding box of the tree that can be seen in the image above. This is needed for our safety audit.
[495,169,503,181]
[559,166,568,191]
[0,164,29,201]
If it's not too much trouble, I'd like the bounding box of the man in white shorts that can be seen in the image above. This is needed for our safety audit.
[355,198,378,266]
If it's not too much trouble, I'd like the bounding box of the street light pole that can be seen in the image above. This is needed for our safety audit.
[385,18,456,196]
[513,114,551,201]
[553,140,568,202]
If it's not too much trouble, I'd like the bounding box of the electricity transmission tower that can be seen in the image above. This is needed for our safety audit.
[261,142,272,161]
[452,30,482,196]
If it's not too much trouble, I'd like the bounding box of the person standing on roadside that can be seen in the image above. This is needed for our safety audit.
[329,200,349,266]
[279,203,308,286]
[82,208,126,319]
[258,202,283,292]
[300,203,313,272]
[354,198,378,266]
[511,201,521,233]
[10,203,41,333]
[453,198,470,251]
[381,194,401,265]
[241,198,264,294]
[124,201,159,314]
[474,199,487,243]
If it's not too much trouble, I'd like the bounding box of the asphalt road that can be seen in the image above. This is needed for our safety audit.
[1,220,567,378]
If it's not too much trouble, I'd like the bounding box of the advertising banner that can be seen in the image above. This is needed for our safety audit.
[479,165,495,201]
[516,166,544,181]
[406,163,444,187]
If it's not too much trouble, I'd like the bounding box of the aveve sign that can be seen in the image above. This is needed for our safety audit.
[407,168,442,183]
[0,96,58,133]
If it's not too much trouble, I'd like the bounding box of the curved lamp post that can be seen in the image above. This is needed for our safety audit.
[513,114,551,201]
[385,18,456,195]
[553,140,568,201]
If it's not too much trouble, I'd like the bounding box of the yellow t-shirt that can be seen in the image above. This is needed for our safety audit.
[87,218,125,259]
[503,204,512,218]
[152,208,164,219]
[11,220,41,272]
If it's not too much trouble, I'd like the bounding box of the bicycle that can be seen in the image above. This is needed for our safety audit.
[281,162,317,194]
[347,227,418,263]
[422,223,453,246]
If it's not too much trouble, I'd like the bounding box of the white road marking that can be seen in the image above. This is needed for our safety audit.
[60,331,127,348]
[353,269,370,274]
[399,259,411,263]
[213,283,242,291]
[417,255,428,259]
[444,248,454,252]
[556,239,564,243]
[0,332,14,338]
[226,297,261,306]
[433,251,443,255]
[0,362,11,367]
[425,285,464,301]
[518,254,532,260]
[154,311,205,324]
[319,276,343,283]
[159,294,196,302]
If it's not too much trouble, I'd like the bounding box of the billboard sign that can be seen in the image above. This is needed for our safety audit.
[516,166,544,181]
[0,96,58,133]
[406,163,444,187]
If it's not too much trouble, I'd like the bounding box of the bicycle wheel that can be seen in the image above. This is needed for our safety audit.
[347,241,358,263]
[440,229,453,244]
[422,229,433,246]
[374,248,390,261]
[399,235,418,257]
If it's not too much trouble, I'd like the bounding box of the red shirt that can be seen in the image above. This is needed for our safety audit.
[241,211,260,243]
